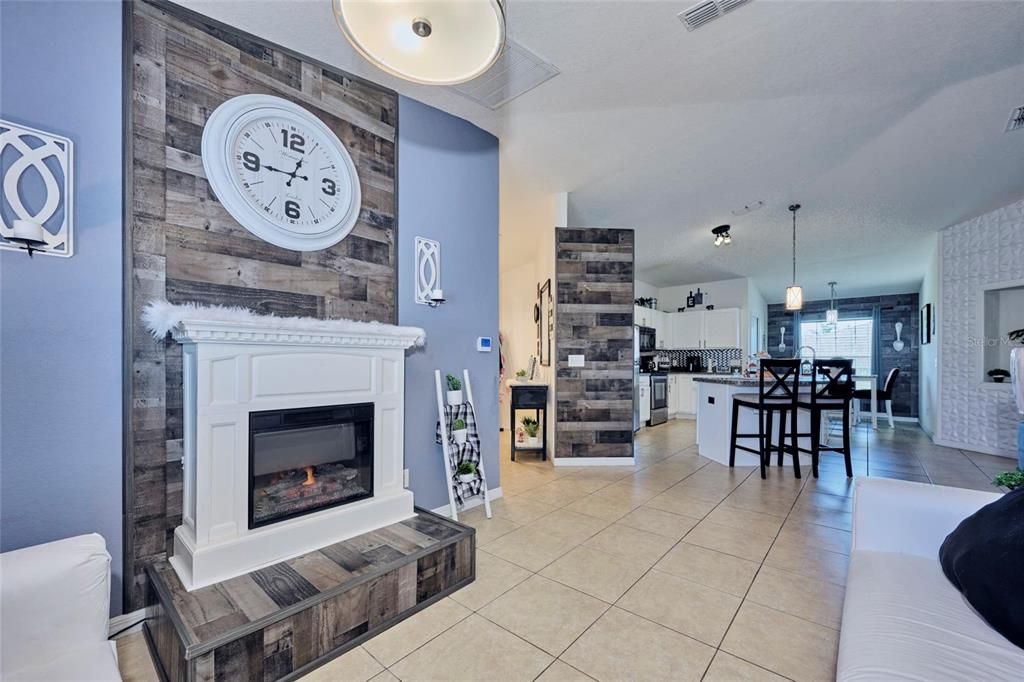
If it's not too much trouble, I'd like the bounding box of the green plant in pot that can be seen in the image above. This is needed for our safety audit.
[515,369,527,379]
[456,460,477,483]
[452,417,468,445]
[988,368,1010,384]
[521,416,540,446]
[993,470,1024,491]
[446,373,463,406]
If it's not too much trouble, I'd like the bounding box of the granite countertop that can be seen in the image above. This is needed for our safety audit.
[692,375,757,386]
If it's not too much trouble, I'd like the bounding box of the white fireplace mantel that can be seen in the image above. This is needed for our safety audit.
[152,305,424,591]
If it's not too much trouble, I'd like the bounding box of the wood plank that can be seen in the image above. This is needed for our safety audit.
[250,563,320,609]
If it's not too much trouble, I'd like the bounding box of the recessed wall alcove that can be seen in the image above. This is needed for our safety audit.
[981,281,1024,384]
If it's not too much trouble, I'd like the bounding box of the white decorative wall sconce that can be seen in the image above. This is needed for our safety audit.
[414,236,445,307]
[0,120,74,257]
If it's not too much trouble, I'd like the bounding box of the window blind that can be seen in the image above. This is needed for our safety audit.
[799,317,874,377]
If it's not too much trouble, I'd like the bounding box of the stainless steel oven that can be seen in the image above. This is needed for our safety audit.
[638,326,656,353]
[648,372,668,426]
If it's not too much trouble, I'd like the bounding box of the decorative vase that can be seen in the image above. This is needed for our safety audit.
[458,473,476,484]
[446,389,464,406]
[453,429,468,445]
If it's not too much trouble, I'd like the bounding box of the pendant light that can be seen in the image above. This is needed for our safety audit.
[785,204,803,311]
[712,224,732,247]
[826,281,839,324]
[333,0,506,86]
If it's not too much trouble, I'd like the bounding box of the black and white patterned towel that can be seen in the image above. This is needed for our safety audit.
[435,402,483,506]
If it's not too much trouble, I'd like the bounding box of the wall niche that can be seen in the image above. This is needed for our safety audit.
[982,282,1024,384]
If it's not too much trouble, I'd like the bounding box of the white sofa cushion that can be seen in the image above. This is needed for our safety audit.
[837,549,1024,681]
[5,644,121,682]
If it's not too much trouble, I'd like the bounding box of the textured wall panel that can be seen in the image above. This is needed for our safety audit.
[939,199,1024,456]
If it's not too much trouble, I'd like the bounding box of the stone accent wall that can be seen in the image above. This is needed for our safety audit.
[767,293,920,417]
[125,0,397,610]
[938,199,1024,456]
[555,228,635,459]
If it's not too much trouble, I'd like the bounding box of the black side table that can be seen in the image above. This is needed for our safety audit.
[510,384,548,461]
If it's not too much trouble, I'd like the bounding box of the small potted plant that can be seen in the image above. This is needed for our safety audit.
[456,461,477,484]
[988,368,1010,384]
[521,416,540,447]
[446,373,463,405]
[515,369,527,380]
[993,470,1024,491]
[452,418,468,445]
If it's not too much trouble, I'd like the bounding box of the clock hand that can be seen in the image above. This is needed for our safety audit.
[263,165,291,176]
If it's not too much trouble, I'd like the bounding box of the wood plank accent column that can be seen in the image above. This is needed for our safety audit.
[554,228,635,460]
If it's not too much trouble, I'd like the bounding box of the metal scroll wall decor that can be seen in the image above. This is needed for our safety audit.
[414,236,443,306]
[537,279,552,366]
[0,120,74,256]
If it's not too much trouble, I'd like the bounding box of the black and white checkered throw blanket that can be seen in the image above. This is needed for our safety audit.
[435,402,483,506]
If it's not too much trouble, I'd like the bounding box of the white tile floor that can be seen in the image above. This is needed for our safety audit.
[118,419,1007,682]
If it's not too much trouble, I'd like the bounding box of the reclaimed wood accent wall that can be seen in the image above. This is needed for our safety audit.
[554,228,635,459]
[126,0,397,610]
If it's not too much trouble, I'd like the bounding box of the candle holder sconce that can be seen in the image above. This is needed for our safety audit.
[0,120,74,258]
[414,236,445,307]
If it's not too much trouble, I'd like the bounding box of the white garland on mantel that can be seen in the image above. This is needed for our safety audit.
[142,299,426,347]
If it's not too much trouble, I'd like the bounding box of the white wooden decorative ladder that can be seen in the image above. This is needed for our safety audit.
[434,368,493,521]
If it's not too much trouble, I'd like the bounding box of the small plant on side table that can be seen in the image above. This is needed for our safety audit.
[993,470,1024,491]
[452,418,468,445]
[446,373,464,405]
[521,416,540,446]
[456,461,477,483]
[515,369,527,379]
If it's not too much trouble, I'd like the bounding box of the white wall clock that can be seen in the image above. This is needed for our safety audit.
[201,94,361,251]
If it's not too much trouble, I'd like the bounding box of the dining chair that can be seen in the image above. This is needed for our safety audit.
[853,367,900,428]
[729,359,800,480]
[784,359,855,478]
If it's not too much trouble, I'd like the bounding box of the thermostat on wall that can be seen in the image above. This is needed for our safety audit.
[477,337,493,352]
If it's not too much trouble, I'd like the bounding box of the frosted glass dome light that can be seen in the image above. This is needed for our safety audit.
[334,0,506,85]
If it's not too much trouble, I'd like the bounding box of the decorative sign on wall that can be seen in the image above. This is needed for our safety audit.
[415,236,444,305]
[0,120,73,257]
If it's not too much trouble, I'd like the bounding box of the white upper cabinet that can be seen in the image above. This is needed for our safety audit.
[670,312,702,349]
[703,308,741,348]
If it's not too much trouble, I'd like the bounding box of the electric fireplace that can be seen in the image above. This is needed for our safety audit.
[249,403,374,529]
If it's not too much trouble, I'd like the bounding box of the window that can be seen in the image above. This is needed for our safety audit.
[799,317,874,377]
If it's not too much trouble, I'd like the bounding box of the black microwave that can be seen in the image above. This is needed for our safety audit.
[638,326,656,353]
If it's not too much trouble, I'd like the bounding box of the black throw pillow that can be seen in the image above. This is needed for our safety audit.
[939,487,1024,649]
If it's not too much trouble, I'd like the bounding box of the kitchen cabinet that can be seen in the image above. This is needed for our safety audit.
[664,308,741,349]
[639,378,651,423]
[634,305,651,328]
[676,375,693,415]
[703,308,741,348]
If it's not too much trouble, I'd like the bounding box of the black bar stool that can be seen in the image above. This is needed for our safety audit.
[781,359,855,478]
[729,359,800,480]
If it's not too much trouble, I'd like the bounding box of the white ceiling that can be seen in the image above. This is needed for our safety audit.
[178,0,1024,303]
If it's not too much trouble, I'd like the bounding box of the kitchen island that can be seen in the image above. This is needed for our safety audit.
[694,375,813,467]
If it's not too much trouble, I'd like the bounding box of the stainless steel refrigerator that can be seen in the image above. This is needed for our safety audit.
[633,325,641,432]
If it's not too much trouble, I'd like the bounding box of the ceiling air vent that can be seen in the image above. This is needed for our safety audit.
[1007,106,1024,133]
[448,38,559,110]
[678,0,752,31]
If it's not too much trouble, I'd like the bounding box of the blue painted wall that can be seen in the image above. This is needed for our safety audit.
[0,1,124,613]
[397,97,500,510]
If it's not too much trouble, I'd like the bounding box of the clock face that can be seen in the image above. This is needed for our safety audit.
[202,95,361,251]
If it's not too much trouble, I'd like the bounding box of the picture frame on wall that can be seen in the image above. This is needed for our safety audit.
[921,303,932,345]
[537,279,552,366]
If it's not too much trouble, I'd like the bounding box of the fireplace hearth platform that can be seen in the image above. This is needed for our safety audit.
[145,509,473,682]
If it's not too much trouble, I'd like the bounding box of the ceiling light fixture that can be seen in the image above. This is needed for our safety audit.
[712,224,732,247]
[826,281,839,324]
[785,204,803,311]
[333,0,506,86]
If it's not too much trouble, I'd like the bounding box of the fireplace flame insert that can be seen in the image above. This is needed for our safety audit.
[248,402,374,529]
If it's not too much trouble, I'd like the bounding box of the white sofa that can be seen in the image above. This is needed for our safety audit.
[0,533,122,681]
[838,477,1024,681]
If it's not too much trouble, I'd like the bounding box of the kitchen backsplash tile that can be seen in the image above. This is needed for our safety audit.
[661,348,743,369]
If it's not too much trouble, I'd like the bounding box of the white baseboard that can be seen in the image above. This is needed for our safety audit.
[431,487,504,518]
[855,413,918,423]
[553,456,636,467]
[932,437,1016,459]
[108,606,157,638]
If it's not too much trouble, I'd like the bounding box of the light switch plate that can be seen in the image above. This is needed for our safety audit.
[568,354,585,367]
